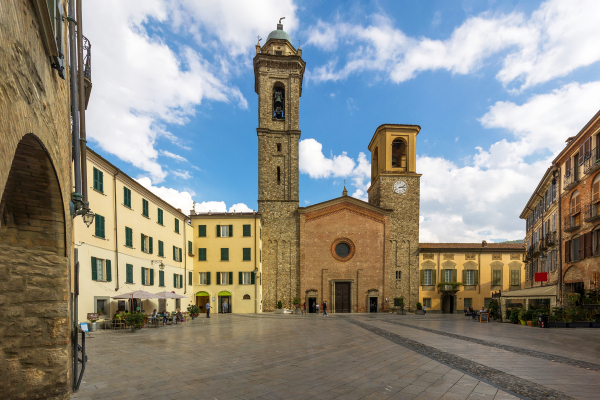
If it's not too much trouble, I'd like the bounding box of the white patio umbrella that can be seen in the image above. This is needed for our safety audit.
[112,290,159,313]
[155,291,187,299]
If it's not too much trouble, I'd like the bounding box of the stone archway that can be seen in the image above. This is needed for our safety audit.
[0,134,70,399]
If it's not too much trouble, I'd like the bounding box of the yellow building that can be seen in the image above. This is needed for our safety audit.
[73,148,194,323]
[418,242,525,313]
[190,213,262,313]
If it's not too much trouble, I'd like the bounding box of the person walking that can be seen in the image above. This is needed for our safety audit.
[206,302,211,318]
[323,301,328,317]
[223,301,228,314]
[315,303,319,314]
[423,304,427,315]
[302,302,306,315]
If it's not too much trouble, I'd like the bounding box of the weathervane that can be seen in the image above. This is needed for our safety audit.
[279,17,285,24]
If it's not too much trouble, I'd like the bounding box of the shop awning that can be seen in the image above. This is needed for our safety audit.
[196,291,210,297]
[501,285,557,297]
[218,291,231,296]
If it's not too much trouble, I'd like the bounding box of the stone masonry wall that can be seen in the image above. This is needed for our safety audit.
[0,0,73,398]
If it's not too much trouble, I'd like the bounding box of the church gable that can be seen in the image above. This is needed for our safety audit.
[302,198,389,224]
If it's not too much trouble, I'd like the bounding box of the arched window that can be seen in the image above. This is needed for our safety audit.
[391,139,406,169]
[273,83,285,120]
[277,166,281,185]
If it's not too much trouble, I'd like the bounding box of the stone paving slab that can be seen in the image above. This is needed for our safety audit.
[72,315,518,400]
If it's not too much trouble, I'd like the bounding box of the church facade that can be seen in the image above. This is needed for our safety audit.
[255,23,421,312]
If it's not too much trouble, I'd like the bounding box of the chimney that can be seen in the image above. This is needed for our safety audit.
[482,240,487,247]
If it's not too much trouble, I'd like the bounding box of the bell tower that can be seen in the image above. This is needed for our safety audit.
[368,124,421,311]
[254,21,305,311]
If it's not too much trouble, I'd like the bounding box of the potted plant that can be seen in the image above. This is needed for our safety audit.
[415,302,425,315]
[293,297,301,314]
[87,316,98,332]
[488,300,500,322]
[395,297,405,315]
[509,308,521,324]
[275,300,284,314]
[548,307,569,328]
[124,312,145,332]
[518,308,527,325]
[187,304,200,320]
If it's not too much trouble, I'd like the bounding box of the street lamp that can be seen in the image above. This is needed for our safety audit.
[82,209,95,227]
[151,260,165,270]
[70,192,95,227]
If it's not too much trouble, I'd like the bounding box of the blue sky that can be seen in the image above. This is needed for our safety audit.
[83,0,600,242]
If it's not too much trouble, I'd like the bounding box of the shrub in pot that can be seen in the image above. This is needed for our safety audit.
[124,312,145,332]
[293,297,301,314]
[187,304,200,319]
[416,302,422,310]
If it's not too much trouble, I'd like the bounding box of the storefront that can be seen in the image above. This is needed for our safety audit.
[500,285,558,319]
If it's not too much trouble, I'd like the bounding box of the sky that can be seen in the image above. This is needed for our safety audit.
[82,0,600,243]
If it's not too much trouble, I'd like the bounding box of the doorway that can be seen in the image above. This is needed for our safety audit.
[308,297,317,313]
[196,295,209,312]
[335,282,351,313]
[369,297,378,313]
[218,296,231,313]
[442,294,454,314]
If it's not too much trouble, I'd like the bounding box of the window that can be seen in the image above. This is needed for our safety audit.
[422,270,433,286]
[199,225,206,237]
[93,167,103,192]
[221,248,229,261]
[95,214,105,238]
[277,143,282,152]
[95,297,110,318]
[159,270,165,287]
[277,166,281,184]
[484,298,493,308]
[464,298,472,309]
[125,264,133,284]
[570,236,581,262]
[422,298,431,308]
[158,240,164,257]
[198,248,207,261]
[510,270,520,286]
[123,187,131,208]
[275,50,282,55]
[91,257,111,282]
[157,208,164,225]
[444,269,453,283]
[218,272,231,285]
[188,240,193,255]
[243,224,251,237]
[273,84,285,119]
[594,228,600,256]
[391,138,407,168]
[243,248,251,261]
[173,246,182,262]
[189,271,193,286]
[173,274,183,288]
[240,272,255,285]
[125,227,133,247]
[395,271,402,280]
[175,218,180,233]
[492,270,502,286]
[199,272,209,285]
[464,270,475,285]
[217,225,232,237]
[260,249,262,263]
[176,299,181,309]
[45,0,66,78]
[141,234,152,254]
[142,199,149,217]
[141,267,154,286]
[552,213,557,231]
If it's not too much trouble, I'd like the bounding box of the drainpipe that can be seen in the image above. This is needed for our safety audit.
[76,0,87,207]
[555,169,563,306]
[113,171,119,291]
[69,0,81,196]
[184,216,187,295]
[254,214,258,313]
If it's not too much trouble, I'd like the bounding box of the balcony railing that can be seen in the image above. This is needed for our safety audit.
[539,239,547,252]
[545,231,557,247]
[532,241,541,256]
[563,170,579,191]
[584,203,600,223]
[564,214,581,232]
[82,35,92,109]
[583,146,600,176]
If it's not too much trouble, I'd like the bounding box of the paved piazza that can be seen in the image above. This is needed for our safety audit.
[73,314,600,400]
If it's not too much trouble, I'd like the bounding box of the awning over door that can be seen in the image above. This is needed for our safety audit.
[196,291,210,297]
[501,285,557,297]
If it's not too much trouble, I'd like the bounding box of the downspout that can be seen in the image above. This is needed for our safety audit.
[254,214,258,313]
[184,216,187,294]
[555,169,563,306]
[113,171,119,291]
[478,249,482,295]
[76,0,87,208]
[69,0,81,196]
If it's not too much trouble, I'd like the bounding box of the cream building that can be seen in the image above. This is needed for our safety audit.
[189,212,262,313]
[74,148,194,323]
[418,242,525,313]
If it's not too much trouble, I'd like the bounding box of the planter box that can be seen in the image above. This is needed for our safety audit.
[520,320,527,325]
[275,309,284,314]
[526,321,532,327]
[548,322,569,328]
[569,322,591,328]
[397,309,406,315]
[415,310,425,315]
[89,322,97,332]
[591,322,600,328]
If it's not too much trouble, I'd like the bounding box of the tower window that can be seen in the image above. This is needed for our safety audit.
[277,166,281,185]
[391,139,407,168]
[277,143,281,152]
[273,83,285,120]
[275,51,282,55]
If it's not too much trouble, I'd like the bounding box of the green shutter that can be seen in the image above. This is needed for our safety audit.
[175,218,179,233]
[159,270,164,287]
[216,272,221,285]
[142,268,145,285]
[228,272,233,285]
[243,225,251,237]
[149,237,153,254]
[239,271,243,284]
[440,269,445,283]
[452,269,457,283]
[474,271,479,285]
[431,270,436,285]
[251,271,255,284]
[173,246,176,261]
[126,264,133,284]
[93,168,98,190]
[158,209,163,225]
[99,170,103,192]
[179,275,183,288]
[189,271,192,285]
[174,274,177,288]
[124,187,131,208]
[95,215,101,237]
[150,269,154,286]
[199,248,206,261]
[216,225,221,237]
[199,225,206,237]
[141,233,145,252]
[179,248,182,261]
[188,241,192,254]
[221,248,229,261]
[243,248,251,261]
[106,260,111,282]
[420,270,424,285]
[229,225,233,236]
[159,240,163,257]
[462,270,467,284]
[91,257,97,281]
[207,272,211,285]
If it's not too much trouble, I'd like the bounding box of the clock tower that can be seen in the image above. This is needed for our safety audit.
[367,124,421,310]
[254,21,305,311]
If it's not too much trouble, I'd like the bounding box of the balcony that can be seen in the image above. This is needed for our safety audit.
[563,171,579,191]
[583,146,600,176]
[564,214,581,232]
[539,239,547,252]
[437,283,462,292]
[532,241,542,257]
[584,203,600,223]
[545,231,557,247]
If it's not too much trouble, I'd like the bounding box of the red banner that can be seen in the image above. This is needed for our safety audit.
[534,272,548,282]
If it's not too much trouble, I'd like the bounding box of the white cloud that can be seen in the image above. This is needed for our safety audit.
[195,201,227,213]
[228,203,254,213]
[136,177,196,213]
[160,150,188,162]
[171,170,192,179]
[306,0,600,91]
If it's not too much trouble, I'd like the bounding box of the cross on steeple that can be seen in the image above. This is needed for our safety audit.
[297,38,302,49]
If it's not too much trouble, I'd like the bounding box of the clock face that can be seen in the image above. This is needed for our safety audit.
[393,180,407,194]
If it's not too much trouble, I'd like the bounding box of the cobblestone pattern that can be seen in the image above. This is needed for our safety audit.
[380,318,600,372]
[344,318,572,400]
